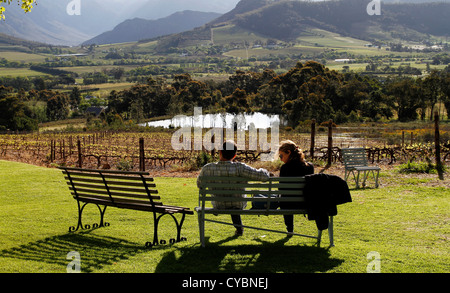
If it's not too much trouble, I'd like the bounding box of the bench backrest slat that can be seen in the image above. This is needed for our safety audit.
[62,171,154,182]
[198,176,306,206]
[60,167,159,207]
[200,189,303,196]
[68,186,160,200]
[64,176,156,189]
[70,192,163,206]
[342,148,369,168]
[65,179,158,195]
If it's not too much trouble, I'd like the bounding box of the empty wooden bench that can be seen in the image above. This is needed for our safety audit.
[196,176,334,247]
[60,167,193,247]
[341,148,380,188]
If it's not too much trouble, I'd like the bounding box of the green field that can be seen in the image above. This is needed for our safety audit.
[0,51,49,63]
[0,67,49,77]
[0,160,448,274]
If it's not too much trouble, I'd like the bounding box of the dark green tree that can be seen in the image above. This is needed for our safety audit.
[46,92,70,121]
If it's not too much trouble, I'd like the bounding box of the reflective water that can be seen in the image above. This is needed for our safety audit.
[142,112,282,129]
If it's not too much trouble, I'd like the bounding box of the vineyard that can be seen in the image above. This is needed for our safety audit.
[0,124,449,173]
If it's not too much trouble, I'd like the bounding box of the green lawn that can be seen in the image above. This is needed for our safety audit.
[0,160,448,273]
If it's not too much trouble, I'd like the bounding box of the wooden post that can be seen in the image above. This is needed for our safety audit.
[50,140,54,162]
[62,139,65,162]
[434,112,444,180]
[77,139,82,168]
[139,137,145,172]
[327,119,333,166]
[310,119,316,160]
[69,136,73,155]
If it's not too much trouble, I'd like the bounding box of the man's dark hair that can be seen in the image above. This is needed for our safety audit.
[221,140,237,160]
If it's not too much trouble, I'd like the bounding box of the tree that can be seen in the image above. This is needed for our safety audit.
[223,88,251,114]
[0,0,35,19]
[387,78,422,122]
[441,73,450,119]
[0,85,37,131]
[69,87,81,110]
[46,92,70,121]
[422,71,442,120]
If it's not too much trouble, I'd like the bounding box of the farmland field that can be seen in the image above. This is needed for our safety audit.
[1,120,448,174]
[0,68,49,77]
[0,51,48,62]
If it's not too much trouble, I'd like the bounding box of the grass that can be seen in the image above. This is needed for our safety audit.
[0,51,49,63]
[0,160,448,273]
[0,68,49,78]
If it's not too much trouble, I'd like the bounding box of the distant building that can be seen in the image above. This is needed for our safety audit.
[55,54,88,57]
[334,59,355,62]
[85,106,107,117]
[84,95,97,101]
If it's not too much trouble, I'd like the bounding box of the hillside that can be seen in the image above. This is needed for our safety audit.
[82,11,221,46]
[0,33,47,48]
[232,0,450,41]
[152,0,450,52]
[0,0,239,46]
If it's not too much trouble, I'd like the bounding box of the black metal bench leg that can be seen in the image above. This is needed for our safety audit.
[175,213,187,242]
[153,214,161,246]
[69,201,86,232]
[96,205,108,228]
[148,213,187,247]
[69,202,109,232]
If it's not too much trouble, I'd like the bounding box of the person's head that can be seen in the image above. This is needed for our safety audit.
[219,140,237,161]
[278,140,305,164]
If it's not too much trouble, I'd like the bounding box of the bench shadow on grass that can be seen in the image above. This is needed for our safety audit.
[155,236,343,273]
[1,231,148,273]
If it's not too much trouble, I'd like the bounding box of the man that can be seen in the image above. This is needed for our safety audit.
[197,140,270,236]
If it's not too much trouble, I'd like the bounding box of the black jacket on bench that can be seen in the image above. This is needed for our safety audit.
[304,174,352,230]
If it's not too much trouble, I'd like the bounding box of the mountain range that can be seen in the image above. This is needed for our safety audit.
[0,0,449,47]
[82,10,221,45]
[0,0,239,45]
[150,0,450,52]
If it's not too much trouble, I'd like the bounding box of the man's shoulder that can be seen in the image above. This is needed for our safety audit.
[200,162,219,171]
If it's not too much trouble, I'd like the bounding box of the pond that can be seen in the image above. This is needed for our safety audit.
[142,109,283,129]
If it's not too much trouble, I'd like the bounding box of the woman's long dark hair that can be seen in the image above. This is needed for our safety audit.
[278,140,306,165]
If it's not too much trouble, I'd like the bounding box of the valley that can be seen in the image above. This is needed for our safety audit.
[0,0,449,134]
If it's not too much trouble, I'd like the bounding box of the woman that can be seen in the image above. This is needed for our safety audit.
[278,140,314,233]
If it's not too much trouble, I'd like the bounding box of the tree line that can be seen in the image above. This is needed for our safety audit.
[1,60,449,131]
[107,61,450,127]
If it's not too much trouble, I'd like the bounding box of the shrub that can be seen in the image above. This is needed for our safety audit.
[397,159,445,174]
[116,158,133,171]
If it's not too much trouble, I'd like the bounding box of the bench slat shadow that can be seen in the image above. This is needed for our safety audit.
[1,232,147,273]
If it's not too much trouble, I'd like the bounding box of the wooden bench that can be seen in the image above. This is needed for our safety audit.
[341,148,380,189]
[60,167,193,247]
[195,176,334,247]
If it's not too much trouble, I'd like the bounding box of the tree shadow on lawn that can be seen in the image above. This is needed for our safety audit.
[155,236,343,273]
[1,231,148,272]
